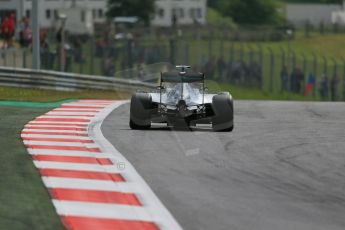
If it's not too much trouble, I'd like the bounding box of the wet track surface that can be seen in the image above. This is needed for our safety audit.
[102,101,345,230]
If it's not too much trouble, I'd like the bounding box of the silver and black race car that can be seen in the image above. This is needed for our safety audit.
[129,65,234,131]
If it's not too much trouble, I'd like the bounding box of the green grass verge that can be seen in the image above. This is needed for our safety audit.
[207,80,316,101]
[0,100,74,108]
[0,107,64,230]
[0,84,318,102]
[0,86,130,102]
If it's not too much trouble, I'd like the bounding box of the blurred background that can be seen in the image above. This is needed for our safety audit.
[1,0,345,101]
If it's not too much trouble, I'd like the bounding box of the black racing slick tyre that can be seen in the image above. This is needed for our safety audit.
[211,94,234,132]
[129,93,152,129]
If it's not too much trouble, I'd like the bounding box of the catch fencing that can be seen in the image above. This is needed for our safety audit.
[1,33,345,101]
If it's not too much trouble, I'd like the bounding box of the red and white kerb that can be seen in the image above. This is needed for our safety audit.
[21,100,181,230]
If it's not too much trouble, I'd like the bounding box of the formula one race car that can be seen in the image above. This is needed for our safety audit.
[129,65,234,131]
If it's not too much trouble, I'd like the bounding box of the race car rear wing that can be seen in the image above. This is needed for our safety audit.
[160,71,204,83]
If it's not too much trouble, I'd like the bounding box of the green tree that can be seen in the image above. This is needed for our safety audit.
[208,0,282,25]
[208,0,229,11]
[106,0,155,25]
[226,0,281,25]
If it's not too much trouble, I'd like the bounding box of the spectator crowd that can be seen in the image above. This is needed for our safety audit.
[280,65,340,101]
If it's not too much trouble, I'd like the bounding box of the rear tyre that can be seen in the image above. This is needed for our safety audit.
[129,119,150,130]
[211,94,234,132]
[129,93,152,130]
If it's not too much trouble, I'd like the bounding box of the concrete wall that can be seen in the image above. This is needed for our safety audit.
[151,0,207,27]
[286,3,343,26]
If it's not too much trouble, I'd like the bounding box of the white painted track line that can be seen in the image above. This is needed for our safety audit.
[33,161,121,173]
[22,129,88,134]
[38,115,93,118]
[28,121,89,125]
[44,113,96,116]
[53,200,155,222]
[25,124,87,128]
[41,177,136,193]
[21,134,91,140]
[23,141,98,147]
[27,150,111,158]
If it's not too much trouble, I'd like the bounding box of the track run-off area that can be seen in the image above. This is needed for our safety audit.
[102,100,345,230]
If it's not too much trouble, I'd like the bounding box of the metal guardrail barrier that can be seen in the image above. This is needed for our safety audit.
[0,66,156,92]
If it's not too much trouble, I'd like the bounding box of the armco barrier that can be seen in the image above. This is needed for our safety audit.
[0,67,156,92]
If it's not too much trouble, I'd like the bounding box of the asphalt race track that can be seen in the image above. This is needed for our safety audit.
[102,101,345,230]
